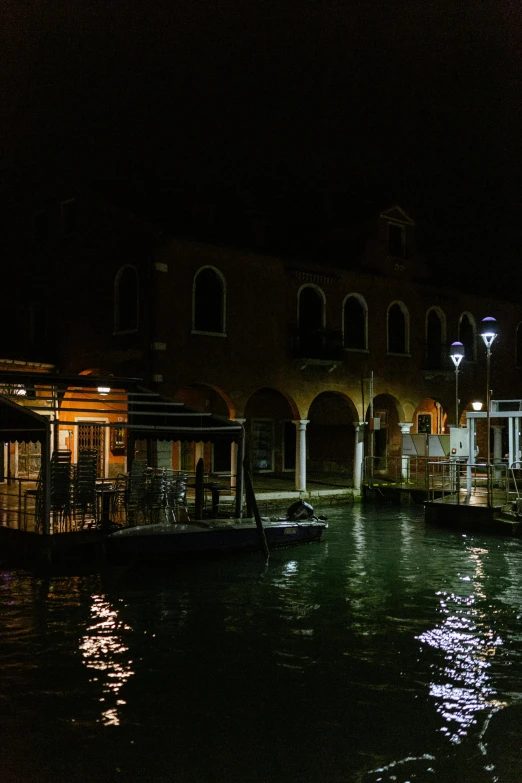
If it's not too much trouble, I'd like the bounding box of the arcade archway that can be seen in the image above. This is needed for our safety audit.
[244,388,298,473]
[307,392,358,480]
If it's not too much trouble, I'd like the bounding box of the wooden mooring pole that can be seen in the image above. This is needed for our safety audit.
[243,460,269,559]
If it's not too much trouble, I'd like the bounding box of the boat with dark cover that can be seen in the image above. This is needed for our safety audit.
[105,501,327,561]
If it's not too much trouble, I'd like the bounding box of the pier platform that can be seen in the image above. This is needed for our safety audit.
[424,491,522,536]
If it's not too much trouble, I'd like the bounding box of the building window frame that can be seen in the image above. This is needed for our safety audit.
[342,293,368,351]
[297,284,326,329]
[386,300,410,356]
[192,265,227,336]
[387,221,406,258]
[458,311,477,362]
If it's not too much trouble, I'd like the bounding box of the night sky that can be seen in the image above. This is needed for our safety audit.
[1,1,521,271]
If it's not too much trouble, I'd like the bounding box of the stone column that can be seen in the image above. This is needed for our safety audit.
[493,424,504,484]
[353,422,366,499]
[293,420,309,492]
[466,416,476,498]
[398,422,414,482]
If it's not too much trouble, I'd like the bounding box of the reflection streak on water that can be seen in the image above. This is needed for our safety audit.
[417,545,507,745]
[271,556,321,670]
[78,594,134,726]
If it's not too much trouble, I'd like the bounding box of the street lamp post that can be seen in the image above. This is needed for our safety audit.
[449,341,464,427]
[480,316,497,506]
[448,341,465,495]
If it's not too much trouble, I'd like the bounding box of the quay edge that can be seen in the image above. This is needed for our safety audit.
[424,500,522,536]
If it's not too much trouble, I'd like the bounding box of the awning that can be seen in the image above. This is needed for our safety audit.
[0,395,50,443]
[0,372,242,444]
[127,392,243,443]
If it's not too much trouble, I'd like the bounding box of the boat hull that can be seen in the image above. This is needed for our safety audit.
[105,519,327,560]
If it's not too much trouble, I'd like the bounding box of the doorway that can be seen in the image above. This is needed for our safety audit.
[78,423,105,477]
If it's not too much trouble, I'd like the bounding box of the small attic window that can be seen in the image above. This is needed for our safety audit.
[387,222,405,258]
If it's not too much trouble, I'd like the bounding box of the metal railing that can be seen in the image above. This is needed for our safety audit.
[363,455,448,489]
[427,460,510,506]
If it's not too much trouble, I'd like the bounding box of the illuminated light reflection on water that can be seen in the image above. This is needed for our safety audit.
[2,505,522,782]
[417,544,507,746]
[78,595,134,726]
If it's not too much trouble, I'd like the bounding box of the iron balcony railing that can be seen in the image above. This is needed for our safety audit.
[289,326,344,361]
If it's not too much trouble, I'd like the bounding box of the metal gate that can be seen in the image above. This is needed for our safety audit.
[78,423,105,477]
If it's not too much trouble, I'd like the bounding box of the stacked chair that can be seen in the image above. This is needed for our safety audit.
[50,450,73,532]
[165,473,189,523]
[146,469,167,525]
[73,449,98,529]
[125,459,148,526]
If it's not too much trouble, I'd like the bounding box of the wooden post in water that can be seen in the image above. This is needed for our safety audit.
[194,457,205,521]
[243,459,269,559]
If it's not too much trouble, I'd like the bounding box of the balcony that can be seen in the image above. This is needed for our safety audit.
[289,326,344,369]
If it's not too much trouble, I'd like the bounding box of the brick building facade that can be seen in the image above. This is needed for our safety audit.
[33,191,522,495]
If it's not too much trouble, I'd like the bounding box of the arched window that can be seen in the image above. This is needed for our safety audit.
[387,302,409,354]
[114,265,138,333]
[459,313,476,361]
[298,286,324,331]
[516,323,522,367]
[343,294,367,350]
[193,267,226,334]
[425,307,445,369]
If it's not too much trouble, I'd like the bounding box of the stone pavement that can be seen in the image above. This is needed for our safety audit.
[222,472,354,515]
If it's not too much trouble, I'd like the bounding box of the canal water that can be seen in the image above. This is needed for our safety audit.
[2,505,522,783]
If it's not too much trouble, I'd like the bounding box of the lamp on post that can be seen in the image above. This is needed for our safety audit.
[449,341,464,427]
[480,316,497,506]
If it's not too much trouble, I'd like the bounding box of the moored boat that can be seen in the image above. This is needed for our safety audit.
[105,516,327,561]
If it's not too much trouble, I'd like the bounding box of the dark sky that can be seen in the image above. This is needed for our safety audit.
[1,1,521,234]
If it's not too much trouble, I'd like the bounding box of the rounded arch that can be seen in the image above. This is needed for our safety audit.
[413,397,448,435]
[365,392,405,426]
[458,399,480,428]
[244,387,299,473]
[425,306,446,369]
[297,284,326,330]
[458,311,477,361]
[114,264,139,333]
[307,391,358,480]
[192,265,226,334]
[365,393,404,471]
[387,300,410,354]
[342,292,368,350]
[305,389,359,422]
[174,383,236,419]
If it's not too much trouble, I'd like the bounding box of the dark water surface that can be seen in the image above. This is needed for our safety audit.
[2,505,522,783]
